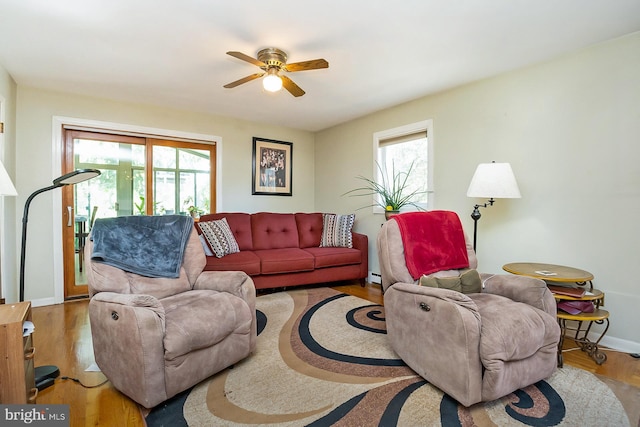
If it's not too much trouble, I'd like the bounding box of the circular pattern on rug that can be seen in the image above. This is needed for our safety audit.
[300,292,405,366]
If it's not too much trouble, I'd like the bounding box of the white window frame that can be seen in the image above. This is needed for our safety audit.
[372,119,434,214]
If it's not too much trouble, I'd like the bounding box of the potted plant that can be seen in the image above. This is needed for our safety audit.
[343,160,427,219]
[187,205,204,219]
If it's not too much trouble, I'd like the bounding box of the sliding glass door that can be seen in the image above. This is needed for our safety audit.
[61,130,215,299]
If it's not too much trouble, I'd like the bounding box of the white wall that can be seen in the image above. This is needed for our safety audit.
[14,88,315,303]
[315,32,640,348]
[0,65,18,303]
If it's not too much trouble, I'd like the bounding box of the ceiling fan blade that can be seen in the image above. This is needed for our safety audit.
[284,58,329,72]
[223,73,265,88]
[226,51,266,68]
[281,75,305,97]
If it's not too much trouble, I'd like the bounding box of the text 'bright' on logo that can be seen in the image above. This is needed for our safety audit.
[1,405,69,426]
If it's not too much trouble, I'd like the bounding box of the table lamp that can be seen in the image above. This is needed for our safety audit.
[19,168,101,390]
[466,161,520,252]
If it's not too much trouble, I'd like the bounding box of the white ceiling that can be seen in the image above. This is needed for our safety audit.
[1,1,639,132]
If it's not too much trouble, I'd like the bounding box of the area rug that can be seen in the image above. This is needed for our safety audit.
[146,287,640,426]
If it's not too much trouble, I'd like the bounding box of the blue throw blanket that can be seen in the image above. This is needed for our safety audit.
[91,215,194,278]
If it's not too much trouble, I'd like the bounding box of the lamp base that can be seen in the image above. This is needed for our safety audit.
[35,365,60,391]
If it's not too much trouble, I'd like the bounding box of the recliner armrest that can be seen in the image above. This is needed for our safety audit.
[193,271,255,301]
[482,274,557,317]
[92,291,162,307]
[193,271,257,345]
[384,282,484,406]
[88,292,168,407]
[91,292,166,329]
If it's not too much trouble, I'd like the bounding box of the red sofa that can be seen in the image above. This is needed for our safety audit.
[197,212,368,290]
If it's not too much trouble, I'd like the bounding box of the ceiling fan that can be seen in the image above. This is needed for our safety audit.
[223,48,329,97]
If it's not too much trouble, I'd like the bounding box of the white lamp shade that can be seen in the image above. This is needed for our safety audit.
[0,161,17,196]
[467,162,521,199]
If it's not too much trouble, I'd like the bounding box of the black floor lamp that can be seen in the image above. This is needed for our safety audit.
[466,161,521,252]
[19,168,101,390]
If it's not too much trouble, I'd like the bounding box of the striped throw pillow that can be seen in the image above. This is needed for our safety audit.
[319,213,355,248]
[197,218,240,258]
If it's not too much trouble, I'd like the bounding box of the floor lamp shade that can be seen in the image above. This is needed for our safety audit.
[467,162,521,252]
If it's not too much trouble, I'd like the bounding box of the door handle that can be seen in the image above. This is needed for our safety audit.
[67,206,73,227]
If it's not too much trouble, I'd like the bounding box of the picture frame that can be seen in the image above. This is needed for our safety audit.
[252,137,293,196]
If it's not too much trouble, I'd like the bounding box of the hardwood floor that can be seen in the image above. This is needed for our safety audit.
[30,282,640,427]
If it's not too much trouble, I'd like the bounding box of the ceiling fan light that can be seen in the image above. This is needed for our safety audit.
[263,70,283,92]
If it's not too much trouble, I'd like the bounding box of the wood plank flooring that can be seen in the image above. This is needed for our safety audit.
[29,282,640,427]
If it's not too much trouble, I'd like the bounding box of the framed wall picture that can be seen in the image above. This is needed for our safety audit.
[252,137,293,196]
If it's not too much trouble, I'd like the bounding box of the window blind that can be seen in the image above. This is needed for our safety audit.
[378,129,427,147]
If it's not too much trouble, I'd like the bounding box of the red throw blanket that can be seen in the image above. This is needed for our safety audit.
[392,211,469,280]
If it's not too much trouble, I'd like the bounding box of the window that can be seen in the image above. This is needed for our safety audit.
[151,142,211,216]
[373,120,433,211]
[66,130,215,219]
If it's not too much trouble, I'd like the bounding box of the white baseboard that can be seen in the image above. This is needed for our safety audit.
[591,333,640,354]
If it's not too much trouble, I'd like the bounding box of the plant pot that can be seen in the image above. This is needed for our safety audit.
[385,210,399,220]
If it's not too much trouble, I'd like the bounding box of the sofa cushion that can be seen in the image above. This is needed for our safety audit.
[162,290,252,360]
[295,213,324,248]
[203,251,261,276]
[197,218,240,258]
[320,213,355,248]
[255,248,315,274]
[303,247,362,268]
[251,213,299,250]
[199,213,253,251]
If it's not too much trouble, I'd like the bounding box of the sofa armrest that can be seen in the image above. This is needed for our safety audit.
[352,231,369,275]
[384,282,483,407]
[482,274,557,317]
[89,292,167,407]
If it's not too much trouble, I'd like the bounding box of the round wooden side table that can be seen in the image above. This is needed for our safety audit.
[502,262,594,289]
[502,262,609,367]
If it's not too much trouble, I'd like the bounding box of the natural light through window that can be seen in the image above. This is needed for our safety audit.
[374,120,433,212]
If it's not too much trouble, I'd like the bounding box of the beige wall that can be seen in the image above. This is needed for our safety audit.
[316,32,640,348]
[14,88,315,303]
[0,64,18,302]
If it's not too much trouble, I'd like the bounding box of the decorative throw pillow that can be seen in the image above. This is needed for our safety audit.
[319,213,355,248]
[419,269,482,294]
[198,234,214,257]
[197,218,240,258]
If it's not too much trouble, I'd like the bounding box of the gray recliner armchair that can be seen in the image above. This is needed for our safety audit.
[85,225,257,408]
[377,211,560,407]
